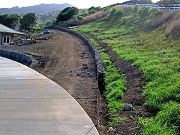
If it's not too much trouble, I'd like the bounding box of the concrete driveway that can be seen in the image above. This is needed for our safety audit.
[0,57,99,135]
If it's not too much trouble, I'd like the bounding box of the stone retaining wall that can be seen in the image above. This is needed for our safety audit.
[0,49,37,67]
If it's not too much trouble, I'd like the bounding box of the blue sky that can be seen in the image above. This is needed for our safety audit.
[0,0,159,8]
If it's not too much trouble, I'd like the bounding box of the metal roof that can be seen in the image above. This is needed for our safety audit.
[0,23,26,35]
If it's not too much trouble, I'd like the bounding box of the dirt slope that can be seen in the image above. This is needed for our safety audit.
[0,30,102,126]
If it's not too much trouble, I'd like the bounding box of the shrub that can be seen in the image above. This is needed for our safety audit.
[56,7,78,22]
[81,11,89,17]
[77,15,83,21]
[111,10,123,18]
[108,117,124,127]
[88,9,96,14]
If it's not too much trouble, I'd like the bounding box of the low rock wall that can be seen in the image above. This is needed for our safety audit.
[0,49,37,67]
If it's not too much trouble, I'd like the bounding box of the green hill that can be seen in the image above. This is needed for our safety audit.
[76,7,180,135]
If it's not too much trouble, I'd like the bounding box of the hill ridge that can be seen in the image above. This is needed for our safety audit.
[0,3,72,15]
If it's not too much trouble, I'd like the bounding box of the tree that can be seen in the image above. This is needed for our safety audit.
[45,20,56,27]
[88,9,96,14]
[56,7,78,22]
[88,6,101,14]
[0,14,20,29]
[20,13,37,32]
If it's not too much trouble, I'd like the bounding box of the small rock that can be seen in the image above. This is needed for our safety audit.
[76,73,80,76]
[123,103,134,111]
[109,127,115,132]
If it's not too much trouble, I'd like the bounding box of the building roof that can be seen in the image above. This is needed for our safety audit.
[0,23,26,35]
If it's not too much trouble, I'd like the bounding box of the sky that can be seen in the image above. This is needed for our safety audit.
[0,0,160,9]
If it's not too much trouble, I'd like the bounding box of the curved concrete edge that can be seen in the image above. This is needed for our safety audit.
[0,56,99,135]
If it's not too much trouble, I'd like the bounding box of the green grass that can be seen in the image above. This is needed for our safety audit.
[108,117,124,127]
[25,52,43,57]
[76,7,180,134]
[139,102,180,135]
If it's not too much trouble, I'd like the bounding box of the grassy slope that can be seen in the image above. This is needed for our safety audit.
[76,7,180,134]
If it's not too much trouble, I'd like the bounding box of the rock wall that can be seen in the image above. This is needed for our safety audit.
[0,49,37,67]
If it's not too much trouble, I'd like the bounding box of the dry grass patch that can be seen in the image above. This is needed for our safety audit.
[83,11,110,22]
[148,9,180,37]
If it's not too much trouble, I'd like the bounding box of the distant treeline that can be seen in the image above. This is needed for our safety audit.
[0,13,36,32]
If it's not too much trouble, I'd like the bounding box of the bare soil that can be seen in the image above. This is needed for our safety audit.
[0,30,107,134]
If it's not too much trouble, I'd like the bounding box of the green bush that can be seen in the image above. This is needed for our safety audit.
[77,15,83,21]
[111,10,123,19]
[56,7,78,22]
[108,117,124,127]
[88,9,96,14]
[81,11,89,17]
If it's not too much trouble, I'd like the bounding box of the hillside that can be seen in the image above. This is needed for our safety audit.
[37,10,60,23]
[0,3,71,14]
[76,7,180,135]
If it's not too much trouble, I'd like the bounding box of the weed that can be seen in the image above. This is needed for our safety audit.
[108,117,124,127]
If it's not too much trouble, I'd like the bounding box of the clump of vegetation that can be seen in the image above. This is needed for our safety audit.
[75,6,105,22]
[76,6,180,134]
[108,117,124,127]
[20,13,37,32]
[88,6,101,15]
[56,7,78,22]
[81,10,89,17]
[0,13,39,33]
[45,19,56,27]
[0,14,20,29]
